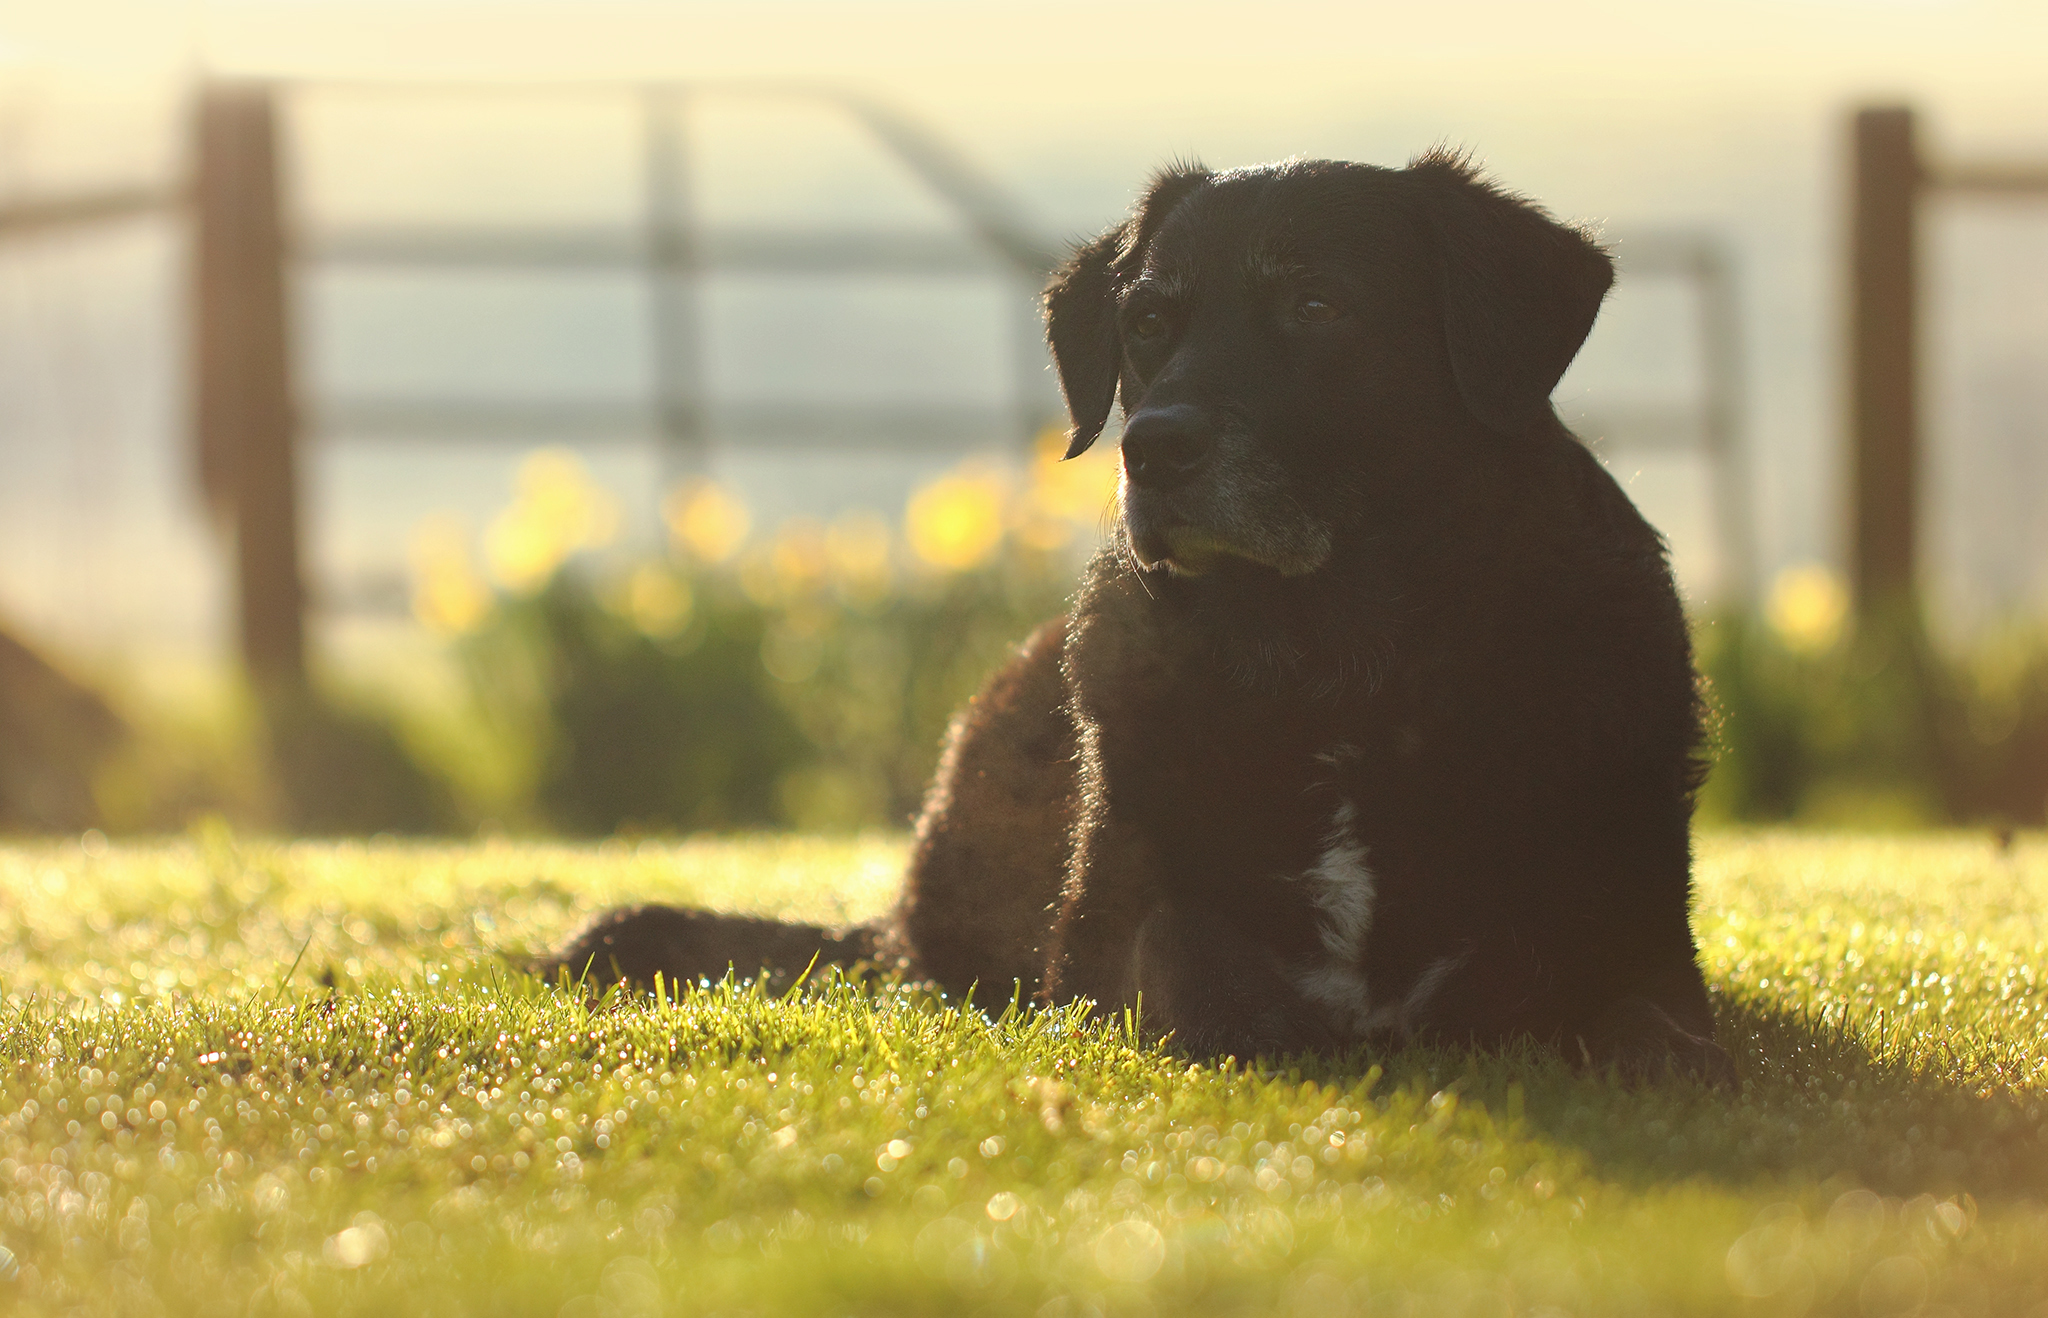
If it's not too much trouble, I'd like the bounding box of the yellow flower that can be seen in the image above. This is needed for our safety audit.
[1011,425,1121,553]
[1032,424,1122,520]
[1765,563,1849,653]
[408,514,492,635]
[825,510,894,599]
[483,448,621,592]
[906,463,1008,572]
[771,518,831,595]
[623,564,694,638]
[664,479,751,564]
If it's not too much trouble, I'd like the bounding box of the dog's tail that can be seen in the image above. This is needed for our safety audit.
[529,904,898,995]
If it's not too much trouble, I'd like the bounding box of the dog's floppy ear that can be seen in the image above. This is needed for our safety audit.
[1408,148,1614,435]
[1044,225,1127,459]
[1045,164,1212,458]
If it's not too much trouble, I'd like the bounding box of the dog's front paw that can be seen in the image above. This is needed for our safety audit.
[1574,997,1736,1088]
[1169,1009,1342,1065]
[1129,907,1340,1062]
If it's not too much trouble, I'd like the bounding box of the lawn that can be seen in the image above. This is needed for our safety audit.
[2,828,2045,1316]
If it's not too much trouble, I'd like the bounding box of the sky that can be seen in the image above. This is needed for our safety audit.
[5,2,2047,113]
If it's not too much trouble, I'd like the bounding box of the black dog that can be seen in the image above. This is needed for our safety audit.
[543,150,1732,1082]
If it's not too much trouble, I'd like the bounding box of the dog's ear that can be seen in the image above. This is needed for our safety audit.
[1044,225,1127,459]
[1045,164,1212,458]
[1408,148,1614,435]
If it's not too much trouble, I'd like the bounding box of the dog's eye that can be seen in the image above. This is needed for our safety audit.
[1129,310,1167,341]
[1295,297,1340,325]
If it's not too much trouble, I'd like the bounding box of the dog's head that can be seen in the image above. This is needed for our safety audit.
[1045,151,1613,579]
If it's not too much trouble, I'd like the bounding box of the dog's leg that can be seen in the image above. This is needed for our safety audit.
[1130,902,1341,1061]
[1041,806,1160,1015]
[1571,956,1734,1086]
[1047,806,1336,1062]
[897,618,1076,1002]
[1572,995,1735,1087]
[1395,930,1733,1086]
[1049,567,1345,1061]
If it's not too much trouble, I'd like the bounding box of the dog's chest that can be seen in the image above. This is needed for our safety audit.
[1291,800,1377,1038]
[1284,745,1381,1038]
[1282,740,1449,1043]
[1128,673,1449,1040]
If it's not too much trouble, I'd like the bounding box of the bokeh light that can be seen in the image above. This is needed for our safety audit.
[482,449,622,593]
[1766,563,1851,654]
[407,513,491,636]
[905,463,1009,572]
[663,479,752,565]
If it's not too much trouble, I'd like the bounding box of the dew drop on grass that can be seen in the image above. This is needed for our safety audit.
[1094,1220,1165,1284]
[324,1222,389,1269]
[1825,1188,1884,1252]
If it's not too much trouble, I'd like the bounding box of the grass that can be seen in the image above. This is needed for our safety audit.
[2,828,2046,1316]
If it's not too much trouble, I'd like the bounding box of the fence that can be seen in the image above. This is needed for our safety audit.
[1568,232,1751,601]
[3,79,1750,690]
[1848,105,2048,614]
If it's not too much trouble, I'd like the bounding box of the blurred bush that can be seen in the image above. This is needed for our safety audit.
[291,456,2048,836]
[462,570,810,834]
[433,447,2047,837]
[17,440,2047,838]
[0,622,128,832]
[264,688,465,836]
[1698,566,2048,828]
[415,437,1104,835]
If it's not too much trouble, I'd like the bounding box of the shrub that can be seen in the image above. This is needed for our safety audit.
[424,456,2048,835]
[265,687,465,836]
[423,441,1107,835]
[1697,597,2048,828]
[460,572,811,835]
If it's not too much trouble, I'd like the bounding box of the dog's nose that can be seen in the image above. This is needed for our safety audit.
[1120,406,1214,490]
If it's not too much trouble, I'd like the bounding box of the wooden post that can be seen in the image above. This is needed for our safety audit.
[644,88,709,489]
[194,83,306,692]
[1848,105,1921,615]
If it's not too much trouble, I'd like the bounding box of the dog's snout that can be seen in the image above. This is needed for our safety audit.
[1120,406,1215,491]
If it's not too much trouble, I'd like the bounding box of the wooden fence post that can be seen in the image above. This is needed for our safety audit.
[1848,105,1921,616]
[194,82,306,693]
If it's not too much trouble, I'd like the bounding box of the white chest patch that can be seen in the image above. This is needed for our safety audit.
[1288,746,1469,1043]
[1290,799,1379,1038]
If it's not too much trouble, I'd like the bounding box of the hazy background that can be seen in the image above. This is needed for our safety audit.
[2,0,2046,694]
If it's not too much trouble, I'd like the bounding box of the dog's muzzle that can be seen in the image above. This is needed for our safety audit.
[1122,496,1231,576]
